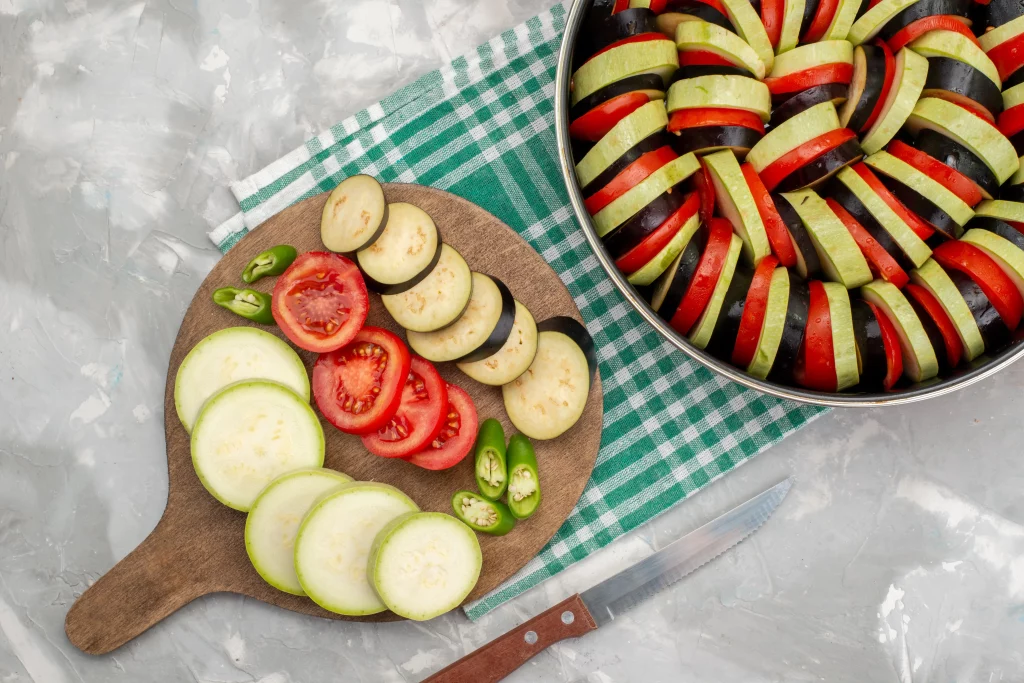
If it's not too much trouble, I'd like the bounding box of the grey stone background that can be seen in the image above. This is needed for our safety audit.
[2,0,1023,681]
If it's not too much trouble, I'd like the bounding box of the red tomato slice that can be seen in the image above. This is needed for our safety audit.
[887,15,980,53]
[998,102,1024,139]
[763,63,854,96]
[585,146,678,215]
[362,356,448,459]
[404,384,479,470]
[591,33,668,60]
[932,240,1024,329]
[667,108,766,134]
[758,128,856,192]
[570,91,651,142]
[694,156,716,228]
[741,163,798,268]
[669,218,734,335]
[271,251,369,353]
[762,0,785,47]
[861,39,895,133]
[886,140,982,206]
[802,0,841,44]
[613,0,630,10]
[985,30,1024,81]
[827,198,910,288]
[852,163,934,240]
[800,281,837,392]
[732,256,780,367]
[616,192,701,274]
[312,327,412,435]
[905,283,963,367]
[649,0,668,10]
[694,0,731,16]
[679,50,740,68]
[867,301,904,390]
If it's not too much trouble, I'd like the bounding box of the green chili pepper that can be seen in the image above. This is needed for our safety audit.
[241,245,297,283]
[451,490,516,535]
[212,287,275,324]
[474,418,508,501]
[506,434,540,520]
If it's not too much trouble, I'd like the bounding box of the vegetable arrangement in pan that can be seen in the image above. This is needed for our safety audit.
[570,0,1024,392]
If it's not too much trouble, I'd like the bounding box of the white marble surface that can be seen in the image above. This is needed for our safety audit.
[2,1,1024,681]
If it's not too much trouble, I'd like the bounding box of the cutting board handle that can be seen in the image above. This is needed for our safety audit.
[65,515,214,654]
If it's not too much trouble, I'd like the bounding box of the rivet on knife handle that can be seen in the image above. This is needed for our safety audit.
[422,594,597,683]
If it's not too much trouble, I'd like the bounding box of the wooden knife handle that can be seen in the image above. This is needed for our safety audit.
[423,594,597,683]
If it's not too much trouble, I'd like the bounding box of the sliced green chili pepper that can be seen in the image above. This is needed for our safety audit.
[474,418,508,501]
[451,490,515,535]
[241,245,297,283]
[212,287,275,324]
[506,434,540,520]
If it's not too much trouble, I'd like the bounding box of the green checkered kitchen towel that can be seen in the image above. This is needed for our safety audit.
[209,1,825,620]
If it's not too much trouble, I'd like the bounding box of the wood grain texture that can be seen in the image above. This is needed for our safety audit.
[64,184,603,655]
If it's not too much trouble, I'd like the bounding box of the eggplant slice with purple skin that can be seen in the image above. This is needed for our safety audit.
[361,226,444,295]
[921,57,1003,122]
[661,1,734,30]
[1005,64,1024,89]
[773,139,865,193]
[840,45,886,133]
[986,0,1024,28]
[851,299,888,390]
[945,267,1014,352]
[767,277,811,385]
[827,179,920,271]
[1001,182,1024,203]
[876,173,960,239]
[876,0,972,40]
[773,192,823,279]
[650,226,709,316]
[706,264,755,362]
[574,7,659,66]
[580,132,673,196]
[670,125,763,157]
[570,73,666,123]
[967,215,1024,251]
[801,0,821,36]
[770,83,848,127]
[535,316,599,383]
[913,129,1001,199]
[906,290,957,370]
[603,188,689,259]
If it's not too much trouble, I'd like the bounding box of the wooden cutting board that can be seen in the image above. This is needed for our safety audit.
[64,183,603,655]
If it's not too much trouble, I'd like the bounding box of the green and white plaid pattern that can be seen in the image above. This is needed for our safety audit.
[209,1,825,620]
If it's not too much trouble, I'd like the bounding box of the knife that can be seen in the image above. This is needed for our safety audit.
[423,478,792,683]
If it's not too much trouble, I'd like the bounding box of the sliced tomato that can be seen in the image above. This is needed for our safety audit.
[762,0,785,47]
[667,108,766,134]
[827,198,909,288]
[861,39,895,133]
[649,0,668,10]
[905,283,963,367]
[758,128,857,192]
[694,0,731,16]
[678,50,742,68]
[570,91,652,143]
[886,15,980,53]
[998,103,1024,140]
[669,218,734,335]
[802,0,841,43]
[763,63,854,96]
[1008,220,1024,237]
[312,327,411,435]
[585,146,678,215]
[590,32,669,60]
[362,356,448,459]
[985,31,1024,81]
[732,256,779,367]
[851,163,934,241]
[694,156,716,227]
[613,0,630,10]
[800,281,837,392]
[933,240,1024,329]
[616,192,701,273]
[271,251,369,353]
[741,163,798,267]
[867,301,903,390]
[404,384,479,470]
[886,140,983,206]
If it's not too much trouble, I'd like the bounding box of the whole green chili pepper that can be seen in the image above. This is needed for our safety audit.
[212,287,275,324]
[474,418,508,501]
[241,245,297,283]
[506,434,540,520]
[451,490,516,535]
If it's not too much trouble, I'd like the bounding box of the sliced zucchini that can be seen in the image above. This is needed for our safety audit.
[689,233,744,348]
[906,97,1020,184]
[720,0,775,72]
[627,211,702,285]
[1003,82,1024,112]
[822,282,860,390]
[824,0,863,40]
[407,272,516,363]
[974,198,1024,223]
[593,153,700,237]
[321,175,388,253]
[861,47,929,155]
[860,280,939,382]
[294,482,419,615]
[707,265,755,362]
[864,150,975,235]
[704,149,772,265]
[357,202,442,294]
[382,244,473,332]
[457,300,538,386]
[369,512,482,621]
[961,228,1024,299]
[769,41,855,80]
[174,327,310,434]
[908,30,1000,87]
[782,188,873,288]
[502,317,596,441]
[572,39,679,106]
[771,83,850,127]
[768,277,811,383]
[245,468,352,595]
[191,381,326,512]
[909,258,985,361]
[675,20,766,79]
[979,13,1024,52]
[847,0,920,44]
[778,0,807,53]
[747,101,840,172]
[747,267,791,379]
[576,100,668,190]
[666,75,772,121]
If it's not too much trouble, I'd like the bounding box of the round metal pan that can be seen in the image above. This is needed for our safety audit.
[553,0,1024,407]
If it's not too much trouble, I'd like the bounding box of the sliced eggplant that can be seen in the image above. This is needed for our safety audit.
[321,175,388,253]
[860,279,939,382]
[1002,182,1024,203]
[707,265,755,361]
[839,45,886,132]
[967,215,1024,252]
[357,203,443,294]
[576,8,660,65]
[671,64,756,82]
[921,57,1003,122]
[689,233,744,348]
[774,191,823,278]
[987,0,1024,29]
[1005,64,1024,89]
[569,73,666,122]
[767,276,811,384]
[457,300,539,386]
[669,125,764,156]
[914,128,1001,199]
[572,138,597,162]
[909,31,1001,90]
[603,188,688,258]
[773,138,864,193]
[381,244,473,332]
[770,83,848,127]
[828,178,920,271]
[657,4,733,35]
[876,173,962,239]
[944,267,1014,351]
[650,226,709,315]
[577,101,669,192]
[876,0,971,39]
[801,0,821,35]
[851,298,888,389]
[406,272,516,363]
[593,153,700,237]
